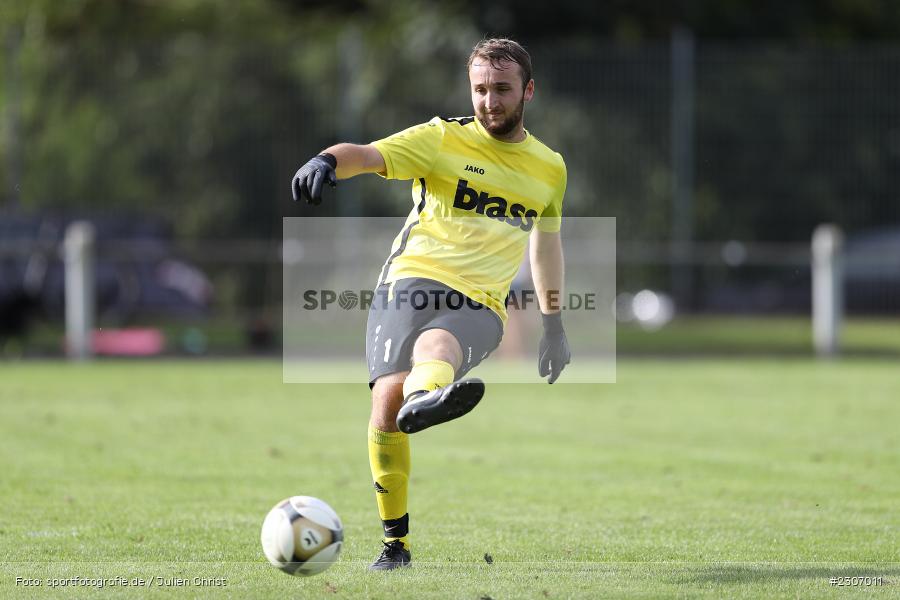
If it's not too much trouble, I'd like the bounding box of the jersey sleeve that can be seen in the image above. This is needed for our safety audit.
[537,155,567,232]
[371,117,445,180]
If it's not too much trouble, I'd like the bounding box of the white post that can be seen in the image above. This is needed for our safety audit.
[812,224,843,357]
[64,221,95,360]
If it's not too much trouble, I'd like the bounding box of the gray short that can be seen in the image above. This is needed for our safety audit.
[365,278,504,387]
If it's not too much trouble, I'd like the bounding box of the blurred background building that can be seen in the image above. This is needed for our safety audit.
[1,0,899,357]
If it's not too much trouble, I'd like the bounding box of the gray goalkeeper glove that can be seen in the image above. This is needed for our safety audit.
[538,311,571,384]
[291,153,337,205]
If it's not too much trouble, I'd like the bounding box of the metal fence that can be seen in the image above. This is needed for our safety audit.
[3,34,900,355]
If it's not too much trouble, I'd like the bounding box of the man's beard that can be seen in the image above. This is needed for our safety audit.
[478,96,525,137]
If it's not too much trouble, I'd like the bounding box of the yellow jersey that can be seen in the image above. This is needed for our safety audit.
[371,115,567,322]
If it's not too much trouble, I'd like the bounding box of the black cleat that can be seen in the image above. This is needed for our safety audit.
[396,378,485,434]
[368,540,411,571]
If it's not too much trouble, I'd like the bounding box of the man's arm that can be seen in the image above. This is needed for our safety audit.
[320,143,386,179]
[530,229,564,314]
[292,143,385,204]
[530,229,571,383]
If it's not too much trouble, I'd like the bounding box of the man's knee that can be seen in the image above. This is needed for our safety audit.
[413,328,462,370]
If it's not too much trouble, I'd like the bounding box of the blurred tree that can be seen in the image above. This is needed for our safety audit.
[2,0,308,237]
[0,0,481,232]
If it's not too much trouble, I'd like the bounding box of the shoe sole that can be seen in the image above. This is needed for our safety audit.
[397,379,485,434]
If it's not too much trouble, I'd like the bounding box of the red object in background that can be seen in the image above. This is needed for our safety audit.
[91,328,165,356]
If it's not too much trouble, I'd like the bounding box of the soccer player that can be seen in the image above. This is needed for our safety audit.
[291,38,570,570]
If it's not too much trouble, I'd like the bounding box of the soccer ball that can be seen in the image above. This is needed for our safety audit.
[260,496,343,576]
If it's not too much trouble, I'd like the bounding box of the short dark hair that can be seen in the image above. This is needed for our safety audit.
[466,38,533,89]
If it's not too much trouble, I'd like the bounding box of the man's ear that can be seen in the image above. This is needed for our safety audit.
[524,79,535,102]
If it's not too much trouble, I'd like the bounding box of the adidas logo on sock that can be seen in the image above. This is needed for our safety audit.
[374,482,388,494]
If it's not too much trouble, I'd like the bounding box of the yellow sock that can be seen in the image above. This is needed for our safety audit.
[402,359,454,399]
[368,425,411,549]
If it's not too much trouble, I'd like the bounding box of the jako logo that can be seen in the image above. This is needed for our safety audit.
[464,164,485,175]
[453,179,538,232]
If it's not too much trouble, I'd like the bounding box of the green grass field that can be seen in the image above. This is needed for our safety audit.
[1,359,898,598]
